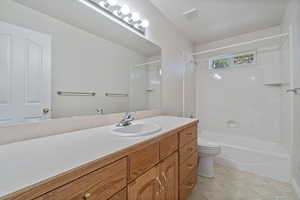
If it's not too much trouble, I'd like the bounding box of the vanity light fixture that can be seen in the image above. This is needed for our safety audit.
[141,20,149,28]
[99,0,118,8]
[78,0,149,34]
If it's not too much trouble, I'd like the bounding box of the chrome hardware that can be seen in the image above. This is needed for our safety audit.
[57,91,96,96]
[286,88,300,94]
[116,112,135,127]
[42,108,50,114]
[96,108,104,115]
[105,93,128,97]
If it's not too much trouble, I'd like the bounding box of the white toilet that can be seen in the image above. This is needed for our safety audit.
[198,138,221,178]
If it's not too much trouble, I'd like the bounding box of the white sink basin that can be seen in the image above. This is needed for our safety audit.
[111,123,161,137]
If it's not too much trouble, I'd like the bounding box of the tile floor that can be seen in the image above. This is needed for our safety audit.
[188,164,298,200]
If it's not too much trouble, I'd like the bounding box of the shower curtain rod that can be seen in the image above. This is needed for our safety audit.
[192,45,282,64]
[191,33,289,56]
[135,60,161,67]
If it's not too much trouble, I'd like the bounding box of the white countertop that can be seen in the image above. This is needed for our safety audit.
[0,116,197,197]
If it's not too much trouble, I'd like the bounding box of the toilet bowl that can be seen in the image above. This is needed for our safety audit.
[198,138,221,178]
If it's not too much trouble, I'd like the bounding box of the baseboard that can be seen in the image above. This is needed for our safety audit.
[292,179,300,200]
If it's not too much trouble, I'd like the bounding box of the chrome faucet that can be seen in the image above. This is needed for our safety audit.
[117,112,135,127]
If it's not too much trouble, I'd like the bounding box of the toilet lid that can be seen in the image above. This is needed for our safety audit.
[199,139,220,148]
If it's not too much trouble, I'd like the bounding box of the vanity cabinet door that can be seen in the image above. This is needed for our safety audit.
[159,152,178,200]
[128,166,161,200]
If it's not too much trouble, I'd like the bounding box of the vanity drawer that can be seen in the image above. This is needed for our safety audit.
[180,152,198,182]
[36,158,127,200]
[179,168,197,200]
[179,125,197,147]
[159,133,178,160]
[179,139,197,164]
[128,142,159,181]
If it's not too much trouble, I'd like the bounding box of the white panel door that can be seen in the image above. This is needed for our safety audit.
[0,33,13,124]
[0,21,51,124]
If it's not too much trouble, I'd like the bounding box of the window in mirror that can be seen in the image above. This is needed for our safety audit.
[209,51,256,70]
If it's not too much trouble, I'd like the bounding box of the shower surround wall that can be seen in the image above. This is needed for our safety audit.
[194,26,293,182]
[195,26,285,144]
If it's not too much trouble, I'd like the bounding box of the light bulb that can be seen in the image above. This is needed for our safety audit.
[123,16,130,23]
[141,19,149,28]
[113,10,119,16]
[98,1,106,7]
[131,12,140,22]
[120,4,130,15]
[107,0,118,6]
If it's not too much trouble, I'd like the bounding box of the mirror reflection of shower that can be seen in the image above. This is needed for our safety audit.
[130,60,161,112]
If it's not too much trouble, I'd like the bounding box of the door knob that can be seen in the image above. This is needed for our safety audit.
[286,88,300,94]
[42,108,50,114]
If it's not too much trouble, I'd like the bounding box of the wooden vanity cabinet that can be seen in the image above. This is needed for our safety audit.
[2,122,198,200]
[159,152,179,200]
[128,166,161,200]
[128,152,179,200]
[178,125,198,200]
[108,189,127,200]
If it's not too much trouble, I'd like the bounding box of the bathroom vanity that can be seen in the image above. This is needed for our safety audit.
[0,116,198,200]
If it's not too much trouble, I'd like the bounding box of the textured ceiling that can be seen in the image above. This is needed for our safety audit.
[149,0,289,44]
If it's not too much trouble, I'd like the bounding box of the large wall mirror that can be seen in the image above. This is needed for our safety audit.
[0,0,161,125]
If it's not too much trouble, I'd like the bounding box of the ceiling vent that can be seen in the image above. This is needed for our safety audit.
[182,8,199,20]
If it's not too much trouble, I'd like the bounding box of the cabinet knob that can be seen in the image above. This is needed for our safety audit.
[187,183,194,189]
[83,193,91,199]
[187,163,194,168]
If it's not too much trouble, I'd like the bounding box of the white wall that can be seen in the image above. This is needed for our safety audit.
[281,0,300,196]
[195,27,284,143]
[0,0,192,144]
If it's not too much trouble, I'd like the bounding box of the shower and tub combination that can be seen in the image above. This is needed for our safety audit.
[191,26,293,182]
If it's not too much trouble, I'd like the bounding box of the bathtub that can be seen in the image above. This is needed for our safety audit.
[200,130,291,182]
